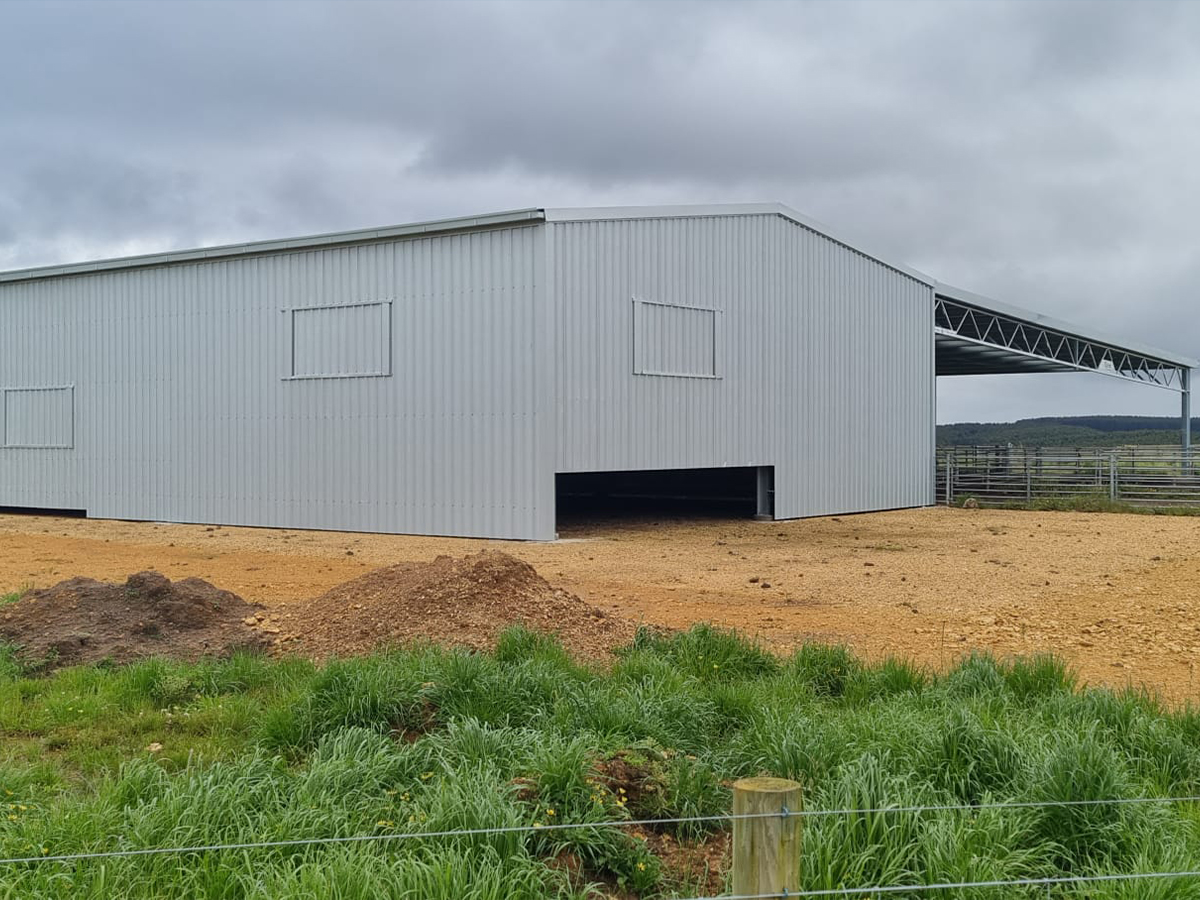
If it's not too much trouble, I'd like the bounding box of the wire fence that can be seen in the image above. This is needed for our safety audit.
[685,869,1200,899]
[937,445,1200,508]
[6,792,1200,898]
[0,811,776,866]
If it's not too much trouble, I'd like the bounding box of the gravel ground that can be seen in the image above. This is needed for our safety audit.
[1,507,1198,700]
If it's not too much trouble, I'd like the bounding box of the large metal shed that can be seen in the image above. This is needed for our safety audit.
[0,203,1192,540]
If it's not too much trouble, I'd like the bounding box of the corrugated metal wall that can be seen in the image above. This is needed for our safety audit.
[1,210,934,538]
[0,224,554,539]
[552,213,935,517]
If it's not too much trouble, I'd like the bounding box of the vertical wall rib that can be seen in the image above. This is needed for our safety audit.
[552,213,934,517]
[0,224,550,539]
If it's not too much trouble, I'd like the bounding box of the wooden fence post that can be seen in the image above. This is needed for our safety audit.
[732,776,803,897]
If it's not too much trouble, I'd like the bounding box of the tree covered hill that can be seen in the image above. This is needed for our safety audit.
[937,415,1197,447]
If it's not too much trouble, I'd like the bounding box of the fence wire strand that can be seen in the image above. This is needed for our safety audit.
[793,793,1200,818]
[0,811,777,866]
[677,868,1200,899]
[2,793,1199,868]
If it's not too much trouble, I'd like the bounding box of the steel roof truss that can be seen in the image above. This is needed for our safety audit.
[934,295,1186,391]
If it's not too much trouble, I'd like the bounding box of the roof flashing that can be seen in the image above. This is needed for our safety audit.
[544,202,936,286]
[0,208,546,284]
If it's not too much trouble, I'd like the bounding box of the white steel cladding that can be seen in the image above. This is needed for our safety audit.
[551,212,936,517]
[0,204,943,538]
[0,224,553,539]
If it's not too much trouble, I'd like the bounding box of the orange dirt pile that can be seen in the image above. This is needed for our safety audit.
[274,550,639,661]
[0,571,270,671]
[6,508,1200,700]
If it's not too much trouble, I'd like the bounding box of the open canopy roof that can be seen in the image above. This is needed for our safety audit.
[934,284,1196,392]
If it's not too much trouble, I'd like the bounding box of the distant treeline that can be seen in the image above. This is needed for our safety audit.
[937,416,1197,447]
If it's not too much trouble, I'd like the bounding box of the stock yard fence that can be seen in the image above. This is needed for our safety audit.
[937,445,1200,508]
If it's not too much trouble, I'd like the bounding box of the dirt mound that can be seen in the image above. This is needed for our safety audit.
[276,550,639,661]
[0,571,271,671]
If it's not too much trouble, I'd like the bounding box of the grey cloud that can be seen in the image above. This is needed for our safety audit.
[16,151,196,233]
[1,0,1197,423]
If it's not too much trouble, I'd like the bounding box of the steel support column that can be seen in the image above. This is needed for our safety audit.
[1183,368,1192,457]
[755,466,774,520]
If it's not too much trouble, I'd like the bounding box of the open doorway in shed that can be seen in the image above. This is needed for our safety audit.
[555,466,772,532]
[0,506,87,518]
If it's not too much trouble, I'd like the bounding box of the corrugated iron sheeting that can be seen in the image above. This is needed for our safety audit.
[1,208,937,538]
[552,213,934,517]
[0,225,553,539]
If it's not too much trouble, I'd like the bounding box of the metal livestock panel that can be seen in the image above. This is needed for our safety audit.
[552,213,935,518]
[0,224,555,539]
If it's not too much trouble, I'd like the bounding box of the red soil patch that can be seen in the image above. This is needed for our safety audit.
[592,753,658,811]
[636,828,730,897]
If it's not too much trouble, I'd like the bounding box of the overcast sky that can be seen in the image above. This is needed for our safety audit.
[2,0,1196,424]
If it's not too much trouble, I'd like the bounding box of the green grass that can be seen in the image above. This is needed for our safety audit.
[1,627,1200,897]
[0,586,27,606]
